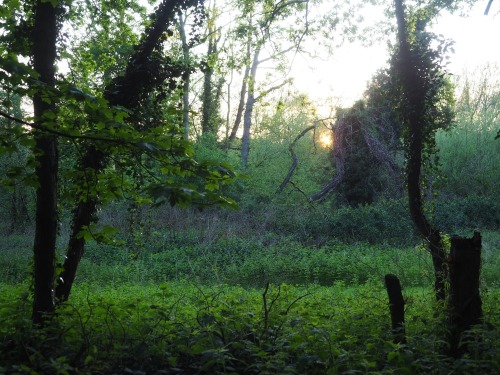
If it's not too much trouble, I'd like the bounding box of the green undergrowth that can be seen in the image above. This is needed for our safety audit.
[68,230,500,289]
[1,282,499,374]
[77,240,436,288]
[1,231,499,289]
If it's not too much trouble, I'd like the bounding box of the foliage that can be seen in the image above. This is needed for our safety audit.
[436,63,500,198]
[0,281,499,374]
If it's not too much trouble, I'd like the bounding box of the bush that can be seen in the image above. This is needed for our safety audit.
[432,195,500,232]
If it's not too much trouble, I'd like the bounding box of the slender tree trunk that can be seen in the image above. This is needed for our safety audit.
[201,37,217,134]
[55,0,184,302]
[31,0,59,324]
[182,74,190,140]
[225,69,233,140]
[228,31,252,143]
[241,46,260,169]
[178,11,190,140]
[55,150,103,301]
[394,0,447,301]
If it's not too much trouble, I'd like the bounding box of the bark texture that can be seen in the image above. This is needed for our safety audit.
[385,274,406,344]
[449,232,482,357]
[32,0,59,324]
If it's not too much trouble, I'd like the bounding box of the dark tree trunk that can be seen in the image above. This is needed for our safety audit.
[55,0,184,302]
[449,231,482,357]
[31,0,59,324]
[55,149,104,302]
[385,274,406,344]
[394,0,447,301]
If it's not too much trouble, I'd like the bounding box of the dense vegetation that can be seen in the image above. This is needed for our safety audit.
[0,0,499,373]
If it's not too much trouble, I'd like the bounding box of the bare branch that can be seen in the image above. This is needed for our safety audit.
[254,79,290,101]
[308,163,344,202]
[484,0,493,15]
[277,124,316,193]
[258,45,295,65]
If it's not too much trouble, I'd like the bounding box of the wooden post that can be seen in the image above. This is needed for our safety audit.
[449,231,482,357]
[385,274,406,344]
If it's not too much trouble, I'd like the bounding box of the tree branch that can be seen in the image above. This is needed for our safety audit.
[484,0,494,15]
[277,124,316,193]
[258,45,295,65]
[254,79,290,101]
[0,109,137,146]
[0,110,33,127]
[278,117,334,195]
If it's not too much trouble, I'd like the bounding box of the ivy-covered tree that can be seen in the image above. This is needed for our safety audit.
[393,0,455,301]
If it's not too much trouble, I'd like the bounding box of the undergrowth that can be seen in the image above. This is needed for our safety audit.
[0,204,498,374]
[0,282,499,374]
[3,230,499,290]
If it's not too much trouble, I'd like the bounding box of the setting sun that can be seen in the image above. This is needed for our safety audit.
[319,133,333,148]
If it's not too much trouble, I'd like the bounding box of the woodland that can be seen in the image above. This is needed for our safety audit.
[0,0,499,374]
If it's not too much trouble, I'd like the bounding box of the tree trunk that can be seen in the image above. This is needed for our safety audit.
[201,3,221,135]
[55,149,104,302]
[9,181,30,233]
[241,46,260,169]
[394,0,447,301]
[228,31,252,143]
[31,0,59,324]
[449,231,482,357]
[55,0,184,302]
[178,11,190,141]
[384,274,406,344]
[201,38,217,134]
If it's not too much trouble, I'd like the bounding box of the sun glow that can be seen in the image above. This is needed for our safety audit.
[319,133,333,148]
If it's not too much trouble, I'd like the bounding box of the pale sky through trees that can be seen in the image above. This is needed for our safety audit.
[291,1,500,113]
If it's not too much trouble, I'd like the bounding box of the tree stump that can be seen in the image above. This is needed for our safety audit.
[449,231,482,357]
[385,274,406,344]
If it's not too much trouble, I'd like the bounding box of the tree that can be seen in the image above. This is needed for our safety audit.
[393,0,455,301]
[0,0,237,323]
[178,9,192,140]
[31,0,59,324]
[225,0,310,169]
[55,0,193,303]
[200,1,224,135]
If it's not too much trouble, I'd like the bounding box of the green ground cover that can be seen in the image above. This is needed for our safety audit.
[0,230,499,374]
[0,281,499,374]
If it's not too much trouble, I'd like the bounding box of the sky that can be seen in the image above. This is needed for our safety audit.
[290,1,500,113]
